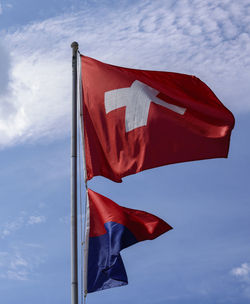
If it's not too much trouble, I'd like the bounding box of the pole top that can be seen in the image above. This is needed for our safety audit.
[71,41,79,51]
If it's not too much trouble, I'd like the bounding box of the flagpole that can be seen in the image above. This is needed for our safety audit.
[71,41,79,304]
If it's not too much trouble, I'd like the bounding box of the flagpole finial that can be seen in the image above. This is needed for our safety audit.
[71,41,79,51]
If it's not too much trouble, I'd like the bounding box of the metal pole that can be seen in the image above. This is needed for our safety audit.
[71,41,79,304]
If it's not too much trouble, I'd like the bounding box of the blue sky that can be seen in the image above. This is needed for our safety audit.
[0,0,249,303]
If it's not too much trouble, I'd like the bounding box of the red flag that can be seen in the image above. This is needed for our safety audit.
[81,55,234,182]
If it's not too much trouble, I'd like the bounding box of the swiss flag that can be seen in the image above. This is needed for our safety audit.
[81,55,235,182]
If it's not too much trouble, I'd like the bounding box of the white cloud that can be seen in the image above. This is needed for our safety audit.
[0,0,249,148]
[10,254,28,269]
[0,2,2,14]
[0,212,46,238]
[232,263,250,280]
[6,3,13,9]
[0,213,25,238]
[25,243,43,248]
[5,269,28,281]
[0,252,29,280]
[0,250,45,281]
[27,215,46,225]
[231,263,250,298]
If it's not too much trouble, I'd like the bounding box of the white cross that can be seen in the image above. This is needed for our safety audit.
[104,80,186,132]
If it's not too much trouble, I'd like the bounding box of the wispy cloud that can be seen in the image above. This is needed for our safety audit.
[232,263,250,278]
[0,0,249,148]
[0,213,26,238]
[0,252,29,281]
[5,3,13,9]
[0,2,2,14]
[0,249,45,281]
[27,215,46,225]
[231,263,250,298]
[0,212,47,239]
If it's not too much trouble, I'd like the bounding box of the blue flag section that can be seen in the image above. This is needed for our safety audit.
[87,222,137,292]
[85,189,173,293]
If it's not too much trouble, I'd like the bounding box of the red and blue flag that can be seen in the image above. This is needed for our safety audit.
[84,189,173,293]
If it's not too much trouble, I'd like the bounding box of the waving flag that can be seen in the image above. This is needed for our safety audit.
[84,189,172,293]
[81,55,235,182]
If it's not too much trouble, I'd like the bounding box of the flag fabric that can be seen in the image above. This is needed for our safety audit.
[81,55,235,182]
[84,188,172,293]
